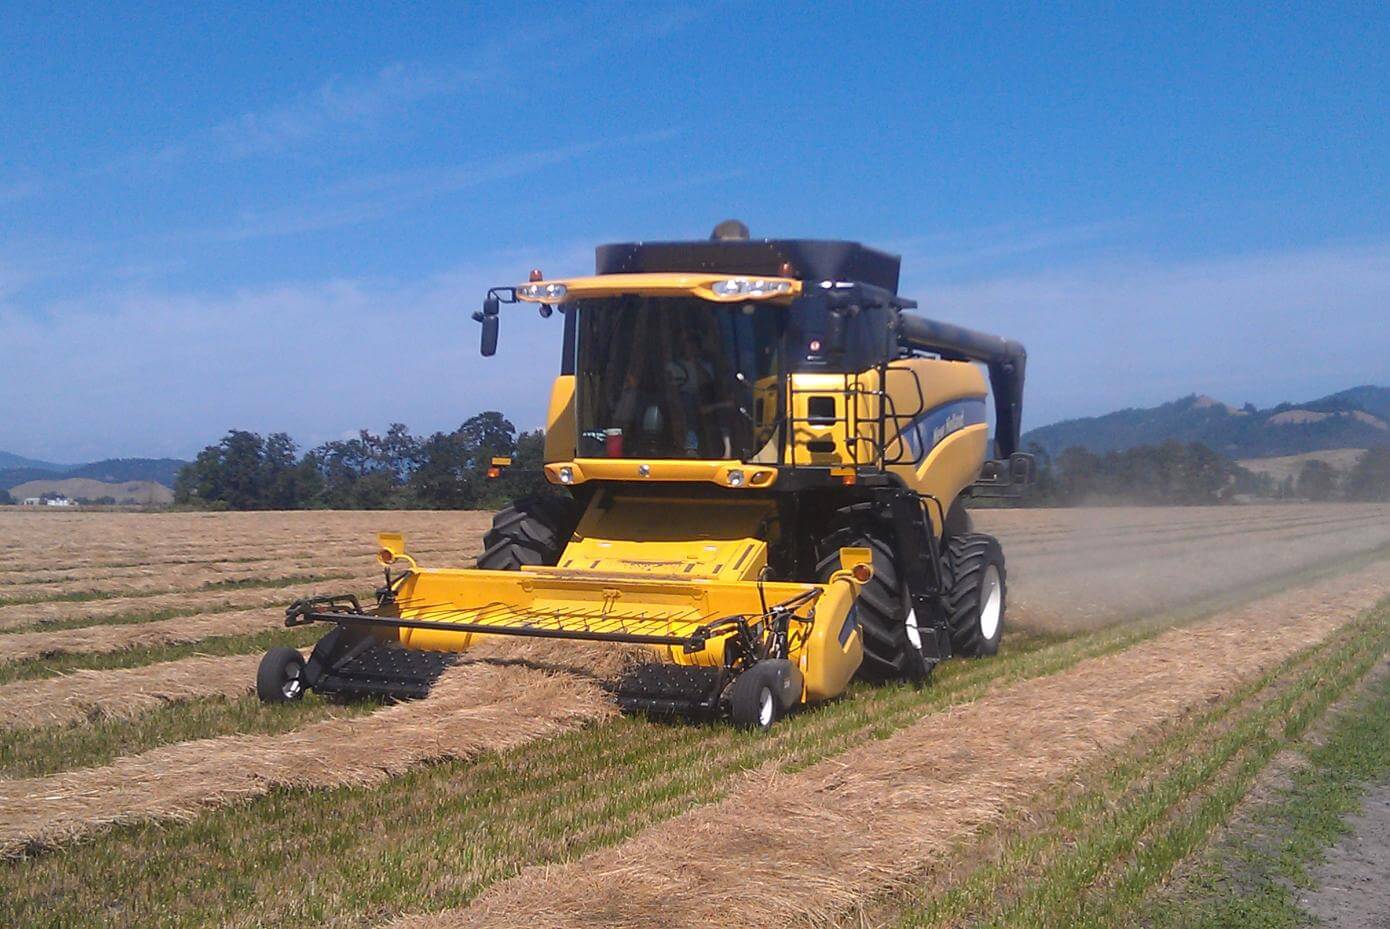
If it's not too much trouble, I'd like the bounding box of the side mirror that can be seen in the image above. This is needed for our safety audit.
[478,293,500,356]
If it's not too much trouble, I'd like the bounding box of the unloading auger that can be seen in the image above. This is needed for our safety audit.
[258,222,1032,729]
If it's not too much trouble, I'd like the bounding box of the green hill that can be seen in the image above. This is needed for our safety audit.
[0,455,188,490]
[0,451,66,471]
[1024,387,1390,458]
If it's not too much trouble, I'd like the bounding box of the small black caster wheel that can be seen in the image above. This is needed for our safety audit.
[257,647,307,703]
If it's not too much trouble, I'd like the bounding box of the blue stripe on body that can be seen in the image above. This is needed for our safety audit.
[901,398,988,462]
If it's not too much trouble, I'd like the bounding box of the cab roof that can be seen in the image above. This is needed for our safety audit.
[595,238,901,294]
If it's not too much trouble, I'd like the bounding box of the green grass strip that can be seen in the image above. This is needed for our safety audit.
[992,602,1390,929]
[0,597,290,636]
[895,610,1341,928]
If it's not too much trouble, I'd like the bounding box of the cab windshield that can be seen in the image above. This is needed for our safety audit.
[574,296,784,460]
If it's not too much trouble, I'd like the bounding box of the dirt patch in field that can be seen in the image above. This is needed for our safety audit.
[0,659,616,855]
[1299,781,1390,928]
[0,653,265,731]
[388,565,1390,929]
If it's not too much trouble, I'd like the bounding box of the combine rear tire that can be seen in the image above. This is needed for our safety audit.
[477,494,578,570]
[816,511,919,682]
[257,647,306,703]
[944,533,1006,657]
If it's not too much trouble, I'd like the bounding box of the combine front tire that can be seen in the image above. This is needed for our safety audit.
[257,647,307,703]
[944,534,1006,657]
[816,514,917,682]
[477,494,578,570]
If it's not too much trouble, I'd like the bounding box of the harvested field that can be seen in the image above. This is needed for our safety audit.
[2,504,1390,929]
[386,564,1390,929]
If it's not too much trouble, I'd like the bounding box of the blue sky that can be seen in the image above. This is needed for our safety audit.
[2,1,1387,462]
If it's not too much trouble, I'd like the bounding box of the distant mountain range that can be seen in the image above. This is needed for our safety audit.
[0,456,187,491]
[0,450,67,472]
[1023,386,1390,459]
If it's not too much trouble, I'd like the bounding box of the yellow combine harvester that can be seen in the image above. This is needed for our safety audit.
[258,222,1031,729]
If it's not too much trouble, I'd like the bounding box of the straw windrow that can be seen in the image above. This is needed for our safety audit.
[0,660,616,855]
[0,653,267,731]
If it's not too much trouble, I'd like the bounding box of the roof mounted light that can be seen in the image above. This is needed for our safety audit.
[709,278,794,300]
[517,282,568,302]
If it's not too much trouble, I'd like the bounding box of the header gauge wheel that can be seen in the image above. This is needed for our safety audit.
[257,647,307,703]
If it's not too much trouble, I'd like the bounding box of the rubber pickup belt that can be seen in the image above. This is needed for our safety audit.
[607,663,725,717]
[313,641,458,700]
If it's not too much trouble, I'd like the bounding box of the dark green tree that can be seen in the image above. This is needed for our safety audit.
[1344,449,1390,501]
[1296,459,1338,501]
[1055,446,1101,503]
[217,430,269,510]
[174,444,229,507]
[458,412,517,469]
[409,431,477,508]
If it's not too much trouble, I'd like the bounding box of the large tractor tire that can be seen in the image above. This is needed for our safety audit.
[815,506,920,682]
[477,494,578,570]
[943,533,1006,657]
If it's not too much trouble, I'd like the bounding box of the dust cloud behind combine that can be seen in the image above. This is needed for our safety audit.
[975,504,1390,632]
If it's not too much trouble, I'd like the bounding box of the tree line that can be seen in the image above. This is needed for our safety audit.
[173,412,549,510]
[1026,442,1390,505]
[172,416,1390,511]
[1280,448,1390,502]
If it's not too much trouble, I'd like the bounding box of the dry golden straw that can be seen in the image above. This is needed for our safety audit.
[0,607,283,664]
[0,653,266,731]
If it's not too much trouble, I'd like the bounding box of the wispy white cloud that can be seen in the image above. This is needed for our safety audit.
[141,61,485,167]
[214,129,680,241]
[890,219,1138,278]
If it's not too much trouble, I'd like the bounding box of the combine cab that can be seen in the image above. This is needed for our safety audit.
[258,223,1030,729]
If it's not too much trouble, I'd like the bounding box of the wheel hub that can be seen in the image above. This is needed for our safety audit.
[905,607,922,650]
[757,687,774,727]
[281,665,302,700]
[979,564,1003,640]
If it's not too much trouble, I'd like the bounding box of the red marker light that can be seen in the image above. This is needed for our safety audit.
[809,339,822,353]
[529,268,544,282]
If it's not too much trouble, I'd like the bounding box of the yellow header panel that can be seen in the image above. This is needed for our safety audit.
[514,273,802,304]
